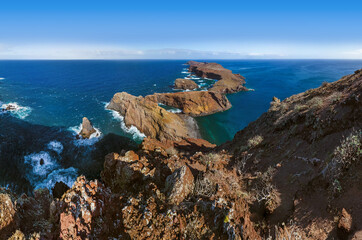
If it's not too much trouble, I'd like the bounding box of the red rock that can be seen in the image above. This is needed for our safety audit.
[165,166,194,205]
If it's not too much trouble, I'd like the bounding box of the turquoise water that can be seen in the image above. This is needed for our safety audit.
[1,59,361,192]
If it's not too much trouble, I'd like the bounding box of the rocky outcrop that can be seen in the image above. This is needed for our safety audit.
[107,92,199,141]
[79,117,96,139]
[0,190,17,239]
[174,78,198,90]
[146,91,232,116]
[222,69,362,239]
[187,61,247,93]
[338,208,353,237]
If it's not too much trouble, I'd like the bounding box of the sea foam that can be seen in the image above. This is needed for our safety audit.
[1,102,32,119]
[47,141,64,154]
[104,102,146,141]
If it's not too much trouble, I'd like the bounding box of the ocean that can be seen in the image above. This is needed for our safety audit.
[1,59,361,193]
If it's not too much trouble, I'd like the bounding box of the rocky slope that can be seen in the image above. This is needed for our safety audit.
[1,69,361,240]
[187,61,248,93]
[222,69,362,239]
[107,92,199,141]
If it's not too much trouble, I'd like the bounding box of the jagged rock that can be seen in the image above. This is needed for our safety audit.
[8,230,25,240]
[338,208,353,235]
[107,92,199,141]
[165,166,194,205]
[0,191,17,238]
[52,181,70,199]
[174,78,198,90]
[79,117,96,139]
[146,91,232,116]
[187,61,247,93]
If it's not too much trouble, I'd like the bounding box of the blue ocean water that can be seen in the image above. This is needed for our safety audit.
[1,59,361,192]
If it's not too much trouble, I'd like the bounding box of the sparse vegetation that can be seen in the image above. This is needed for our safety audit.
[193,174,217,198]
[329,92,343,103]
[251,167,278,214]
[235,153,252,174]
[294,104,307,112]
[308,97,324,109]
[247,135,264,148]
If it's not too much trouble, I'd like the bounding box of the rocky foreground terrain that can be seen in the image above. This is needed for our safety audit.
[0,68,361,239]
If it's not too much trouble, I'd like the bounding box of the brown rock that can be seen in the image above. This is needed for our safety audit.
[52,181,70,199]
[79,117,96,139]
[107,92,199,141]
[146,91,232,116]
[0,192,17,238]
[338,208,352,233]
[165,166,194,205]
[174,78,198,90]
[187,61,248,93]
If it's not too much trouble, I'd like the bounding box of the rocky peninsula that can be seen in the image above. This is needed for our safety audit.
[107,61,243,141]
[1,68,361,240]
[187,61,248,93]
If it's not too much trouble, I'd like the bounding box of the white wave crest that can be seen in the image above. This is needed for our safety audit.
[24,151,58,177]
[104,102,146,141]
[35,167,78,190]
[0,77,5,80]
[47,141,64,154]
[1,102,32,119]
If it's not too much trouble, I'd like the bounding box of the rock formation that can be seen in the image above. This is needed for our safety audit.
[146,91,232,116]
[1,69,361,239]
[174,78,198,90]
[79,117,96,139]
[107,92,199,141]
[187,61,248,93]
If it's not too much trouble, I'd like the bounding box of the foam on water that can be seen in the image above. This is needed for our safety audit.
[24,151,58,177]
[0,77,5,80]
[35,167,78,190]
[104,102,146,141]
[47,141,64,154]
[1,102,32,119]
[68,124,102,146]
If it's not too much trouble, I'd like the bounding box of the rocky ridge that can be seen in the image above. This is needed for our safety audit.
[187,61,248,93]
[1,68,361,240]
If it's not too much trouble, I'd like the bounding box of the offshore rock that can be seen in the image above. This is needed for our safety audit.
[79,117,96,139]
[187,61,247,93]
[174,78,198,90]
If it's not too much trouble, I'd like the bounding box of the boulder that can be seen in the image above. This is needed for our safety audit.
[146,91,232,116]
[338,208,353,238]
[107,92,199,141]
[174,78,198,90]
[0,192,17,238]
[165,166,194,205]
[79,117,96,139]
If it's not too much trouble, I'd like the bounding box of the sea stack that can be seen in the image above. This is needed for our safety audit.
[79,117,96,139]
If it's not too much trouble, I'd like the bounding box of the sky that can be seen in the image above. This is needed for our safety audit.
[1,0,362,59]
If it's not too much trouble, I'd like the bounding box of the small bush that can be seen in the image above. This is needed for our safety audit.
[193,175,217,198]
[329,92,343,103]
[294,104,307,112]
[333,129,361,170]
[308,97,324,109]
[248,135,264,148]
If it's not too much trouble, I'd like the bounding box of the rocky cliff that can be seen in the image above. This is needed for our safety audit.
[174,78,198,90]
[107,92,199,141]
[146,91,232,117]
[187,61,248,93]
[1,69,361,240]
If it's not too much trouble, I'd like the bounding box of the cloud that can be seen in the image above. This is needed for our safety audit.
[343,49,362,55]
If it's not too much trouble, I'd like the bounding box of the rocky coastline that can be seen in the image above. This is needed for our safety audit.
[1,67,361,239]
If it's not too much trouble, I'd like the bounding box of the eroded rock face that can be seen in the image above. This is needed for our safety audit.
[174,78,198,90]
[146,91,232,116]
[338,208,353,237]
[165,166,194,205]
[187,61,247,93]
[107,92,199,141]
[0,191,17,238]
[79,117,96,139]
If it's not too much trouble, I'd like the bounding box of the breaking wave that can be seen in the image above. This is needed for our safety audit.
[68,124,102,146]
[1,102,32,119]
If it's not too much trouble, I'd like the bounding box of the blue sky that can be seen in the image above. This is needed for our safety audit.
[1,0,362,59]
